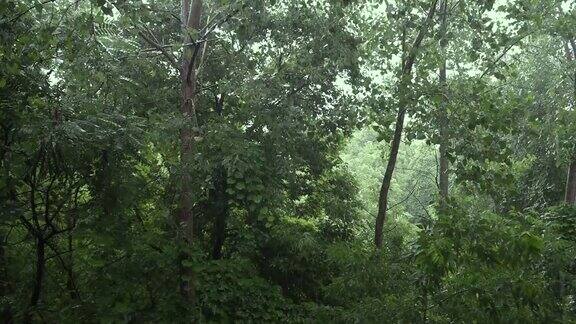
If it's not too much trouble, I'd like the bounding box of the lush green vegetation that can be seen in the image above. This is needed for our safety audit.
[1,0,576,322]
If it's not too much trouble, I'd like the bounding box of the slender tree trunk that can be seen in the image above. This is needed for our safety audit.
[210,95,229,260]
[178,0,203,304]
[1,150,14,323]
[179,0,201,247]
[0,236,6,291]
[565,160,576,205]
[1,137,14,323]
[438,0,449,206]
[375,83,408,249]
[210,165,228,259]
[374,0,438,249]
[66,229,79,300]
[29,238,45,308]
[565,40,576,205]
[0,233,12,324]
[421,285,428,323]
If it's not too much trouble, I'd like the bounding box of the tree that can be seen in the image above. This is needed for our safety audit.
[4,0,576,322]
[438,0,449,205]
[562,39,575,204]
[374,0,439,249]
[176,0,203,304]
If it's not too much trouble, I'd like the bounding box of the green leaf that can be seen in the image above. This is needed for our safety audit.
[101,5,113,15]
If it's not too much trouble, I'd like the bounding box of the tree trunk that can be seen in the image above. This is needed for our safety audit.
[29,238,45,308]
[375,87,408,249]
[1,140,14,323]
[66,230,80,300]
[565,40,576,205]
[210,95,229,260]
[0,234,13,324]
[374,0,438,249]
[565,160,576,205]
[438,0,449,207]
[178,0,203,304]
[210,165,228,259]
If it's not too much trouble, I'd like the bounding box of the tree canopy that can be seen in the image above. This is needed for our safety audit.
[1,0,576,322]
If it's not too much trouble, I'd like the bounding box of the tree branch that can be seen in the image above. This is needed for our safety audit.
[9,0,58,23]
[479,32,532,79]
[138,31,179,70]
[403,0,439,74]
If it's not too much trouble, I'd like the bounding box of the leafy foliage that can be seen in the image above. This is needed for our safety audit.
[1,0,576,322]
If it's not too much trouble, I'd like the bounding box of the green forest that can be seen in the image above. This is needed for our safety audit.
[1,0,576,322]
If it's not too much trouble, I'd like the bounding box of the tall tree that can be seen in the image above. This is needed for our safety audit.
[137,0,208,304]
[178,0,203,303]
[564,39,576,205]
[374,0,439,249]
[438,0,449,206]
